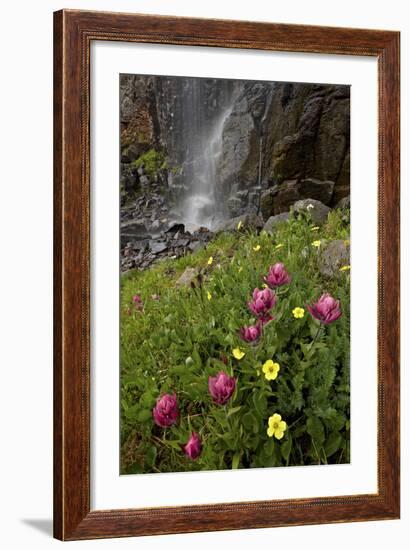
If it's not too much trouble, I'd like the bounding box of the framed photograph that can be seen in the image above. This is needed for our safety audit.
[54,9,400,540]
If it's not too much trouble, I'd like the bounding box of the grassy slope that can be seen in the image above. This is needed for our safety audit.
[120,210,350,474]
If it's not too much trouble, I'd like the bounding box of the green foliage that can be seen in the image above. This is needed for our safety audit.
[120,210,350,473]
[133,149,167,177]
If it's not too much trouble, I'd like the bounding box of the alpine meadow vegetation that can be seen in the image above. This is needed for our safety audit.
[120,209,350,474]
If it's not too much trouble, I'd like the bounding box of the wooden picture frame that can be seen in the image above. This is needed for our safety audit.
[53,9,400,540]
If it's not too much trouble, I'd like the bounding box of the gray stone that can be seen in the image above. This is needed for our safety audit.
[292,198,331,225]
[214,213,264,233]
[149,241,168,254]
[175,267,199,287]
[336,196,350,210]
[263,212,291,233]
[318,239,350,278]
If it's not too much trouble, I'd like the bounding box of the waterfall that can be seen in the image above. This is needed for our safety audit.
[169,78,235,231]
[182,107,231,230]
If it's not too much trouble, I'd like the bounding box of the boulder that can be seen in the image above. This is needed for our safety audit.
[292,198,330,225]
[176,267,199,287]
[318,239,350,278]
[336,196,350,210]
[214,213,264,233]
[260,178,335,220]
[263,212,291,233]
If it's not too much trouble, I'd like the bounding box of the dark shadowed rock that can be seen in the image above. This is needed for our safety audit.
[260,178,335,220]
[292,198,330,225]
[214,213,264,233]
[263,212,291,233]
[336,196,350,210]
[166,223,185,234]
[299,178,335,204]
[176,267,199,287]
[318,239,350,278]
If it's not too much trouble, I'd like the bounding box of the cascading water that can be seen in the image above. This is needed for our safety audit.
[182,107,232,230]
[169,78,235,231]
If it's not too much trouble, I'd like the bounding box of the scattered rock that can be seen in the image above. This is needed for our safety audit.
[292,198,331,225]
[318,239,350,278]
[176,267,199,287]
[336,196,350,210]
[149,241,168,255]
[263,212,291,233]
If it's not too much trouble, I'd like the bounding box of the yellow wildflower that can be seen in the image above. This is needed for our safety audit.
[232,348,245,360]
[312,240,321,248]
[275,243,284,250]
[267,413,287,439]
[262,360,280,381]
[207,291,212,301]
[262,283,268,289]
[253,244,261,252]
[237,220,243,230]
[311,226,320,231]
[238,266,243,273]
[339,265,351,272]
[207,256,213,265]
[292,307,305,319]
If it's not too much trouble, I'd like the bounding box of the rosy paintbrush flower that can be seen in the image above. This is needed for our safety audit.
[152,393,179,427]
[263,263,291,288]
[132,294,143,310]
[248,287,276,319]
[182,432,202,460]
[208,371,237,405]
[307,293,342,324]
[239,323,262,343]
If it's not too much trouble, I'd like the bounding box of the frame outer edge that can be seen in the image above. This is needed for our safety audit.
[53,9,64,541]
[53,9,401,540]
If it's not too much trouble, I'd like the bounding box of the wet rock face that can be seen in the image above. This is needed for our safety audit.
[219,82,350,214]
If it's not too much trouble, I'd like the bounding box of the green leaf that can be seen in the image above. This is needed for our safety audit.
[281,435,292,461]
[137,408,153,422]
[324,432,343,457]
[232,452,240,469]
[144,445,157,468]
[227,406,242,417]
[306,416,325,445]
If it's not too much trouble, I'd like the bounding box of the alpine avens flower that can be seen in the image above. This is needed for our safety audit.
[267,413,287,439]
[292,307,305,319]
[312,240,321,248]
[207,291,212,301]
[248,288,276,320]
[339,265,351,272]
[152,393,179,428]
[207,256,213,265]
[262,360,280,381]
[208,371,236,405]
[232,348,245,360]
[307,293,342,324]
[182,432,202,460]
[264,263,291,288]
[253,244,261,252]
[239,323,262,343]
[237,220,243,230]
